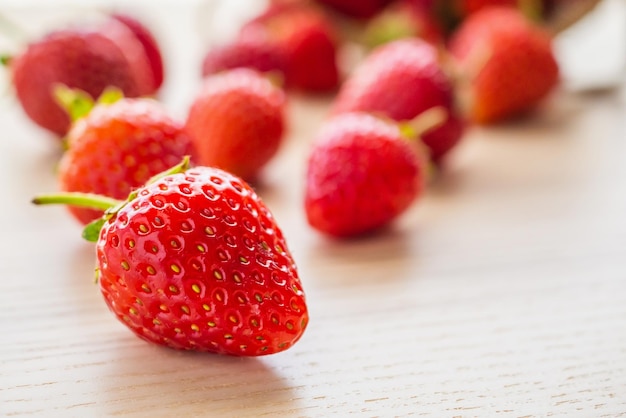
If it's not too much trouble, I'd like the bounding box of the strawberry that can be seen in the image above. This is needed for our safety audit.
[449,7,559,123]
[305,112,425,237]
[332,38,464,163]
[110,13,165,92]
[34,159,308,356]
[201,33,287,80]
[313,0,395,19]
[7,27,149,136]
[242,3,340,92]
[185,69,286,181]
[58,93,196,224]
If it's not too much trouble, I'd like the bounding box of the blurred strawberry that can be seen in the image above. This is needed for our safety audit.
[449,7,559,123]
[7,26,149,136]
[242,3,339,92]
[313,0,395,19]
[110,13,165,92]
[364,0,444,47]
[333,38,464,163]
[185,69,286,181]
[201,32,287,80]
[305,112,425,237]
[58,92,196,224]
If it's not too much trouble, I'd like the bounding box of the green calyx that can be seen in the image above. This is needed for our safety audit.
[32,156,192,243]
[0,54,11,66]
[364,11,416,48]
[54,85,124,123]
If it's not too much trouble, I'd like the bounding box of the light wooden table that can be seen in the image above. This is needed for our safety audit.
[2,1,626,416]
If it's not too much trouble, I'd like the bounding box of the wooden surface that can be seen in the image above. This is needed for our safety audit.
[2,1,626,416]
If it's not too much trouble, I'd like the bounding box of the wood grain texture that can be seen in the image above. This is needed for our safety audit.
[2,1,626,417]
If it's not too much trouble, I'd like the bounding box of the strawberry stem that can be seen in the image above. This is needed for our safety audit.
[33,157,192,243]
[32,193,122,210]
[400,106,448,140]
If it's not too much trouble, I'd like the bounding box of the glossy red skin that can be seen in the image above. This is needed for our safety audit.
[11,29,144,136]
[112,13,165,92]
[449,7,559,123]
[185,69,285,181]
[314,0,395,18]
[305,113,424,237]
[333,39,464,163]
[96,167,308,356]
[242,4,339,92]
[201,35,288,79]
[58,99,196,224]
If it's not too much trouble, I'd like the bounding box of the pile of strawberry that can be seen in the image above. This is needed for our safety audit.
[3,0,566,357]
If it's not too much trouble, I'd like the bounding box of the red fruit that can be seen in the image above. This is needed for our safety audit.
[58,98,196,224]
[305,113,424,237]
[201,33,287,79]
[333,38,464,163]
[314,0,395,19]
[449,7,559,123]
[242,4,340,92]
[94,165,308,355]
[9,28,148,136]
[111,13,165,92]
[34,161,309,356]
[185,69,286,181]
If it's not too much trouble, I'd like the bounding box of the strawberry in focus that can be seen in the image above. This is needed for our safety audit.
[58,95,196,224]
[305,113,425,237]
[242,3,340,92]
[34,161,308,356]
[333,38,464,163]
[449,7,559,123]
[185,69,286,181]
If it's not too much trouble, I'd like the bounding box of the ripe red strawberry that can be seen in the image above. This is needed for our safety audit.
[58,96,196,224]
[8,27,150,136]
[305,112,425,237]
[313,0,395,19]
[185,69,285,181]
[34,161,309,356]
[332,38,464,163]
[110,13,165,92]
[449,7,559,123]
[242,3,339,92]
[201,33,287,79]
